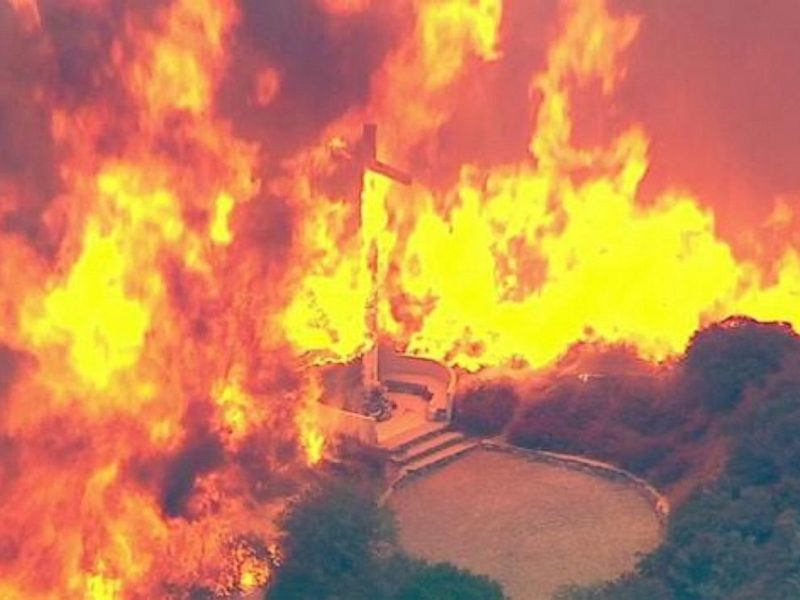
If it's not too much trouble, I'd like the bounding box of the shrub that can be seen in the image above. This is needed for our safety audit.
[268,481,509,600]
[269,482,393,600]
[453,384,519,436]
[394,562,508,600]
[622,441,670,474]
[555,576,672,600]
[651,455,690,487]
[684,318,799,413]
[567,355,800,600]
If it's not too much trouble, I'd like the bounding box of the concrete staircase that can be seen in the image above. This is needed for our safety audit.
[382,423,477,477]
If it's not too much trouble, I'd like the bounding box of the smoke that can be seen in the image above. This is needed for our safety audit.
[3,0,799,260]
[220,0,405,155]
[0,345,20,401]
[0,0,798,595]
[161,427,225,519]
[613,0,800,253]
[38,1,127,103]
[418,0,559,186]
[0,3,57,249]
[236,193,295,272]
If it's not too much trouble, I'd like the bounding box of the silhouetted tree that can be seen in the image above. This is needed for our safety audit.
[683,317,799,413]
[565,352,800,600]
[394,562,507,600]
[267,481,508,600]
[268,482,394,600]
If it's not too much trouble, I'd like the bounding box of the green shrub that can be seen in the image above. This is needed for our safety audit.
[683,317,799,413]
[567,350,800,600]
[268,481,509,600]
[394,562,507,600]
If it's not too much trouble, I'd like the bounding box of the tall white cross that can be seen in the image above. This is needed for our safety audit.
[353,124,411,390]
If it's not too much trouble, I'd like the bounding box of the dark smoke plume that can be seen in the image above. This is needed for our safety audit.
[220,0,404,156]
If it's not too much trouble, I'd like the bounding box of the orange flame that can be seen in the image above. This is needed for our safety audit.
[286,0,799,370]
[0,0,798,597]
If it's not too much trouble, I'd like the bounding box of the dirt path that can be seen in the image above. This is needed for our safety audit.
[389,449,661,599]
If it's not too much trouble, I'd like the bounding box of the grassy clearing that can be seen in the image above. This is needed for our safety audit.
[389,449,661,600]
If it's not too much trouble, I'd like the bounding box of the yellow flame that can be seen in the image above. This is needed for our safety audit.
[281,197,372,362]
[421,0,503,87]
[23,226,150,389]
[296,376,327,465]
[86,572,121,600]
[210,192,236,245]
[124,0,236,117]
[287,0,800,373]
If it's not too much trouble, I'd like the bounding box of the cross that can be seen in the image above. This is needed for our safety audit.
[356,123,412,186]
[350,124,411,394]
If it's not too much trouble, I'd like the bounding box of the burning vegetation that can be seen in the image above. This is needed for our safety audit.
[0,0,798,598]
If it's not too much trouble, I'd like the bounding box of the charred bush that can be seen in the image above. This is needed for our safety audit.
[621,442,670,475]
[508,373,696,480]
[619,394,684,436]
[453,384,519,436]
[651,456,691,487]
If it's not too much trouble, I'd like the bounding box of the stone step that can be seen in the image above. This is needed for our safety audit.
[392,431,466,465]
[400,440,478,477]
[380,421,450,452]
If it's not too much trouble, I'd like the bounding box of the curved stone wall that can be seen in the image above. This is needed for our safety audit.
[479,441,670,525]
[382,440,670,528]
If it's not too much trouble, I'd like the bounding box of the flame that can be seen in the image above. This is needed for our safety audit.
[8,0,40,30]
[0,0,292,597]
[253,68,281,107]
[286,0,798,370]
[317,0,373,15]
[0,0,799,597]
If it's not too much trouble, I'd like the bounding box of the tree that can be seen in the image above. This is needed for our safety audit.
[563,344,800,600]
[394,562,507,600]
[683,318,799,413]
[554,575,671,600]
[268,482,394,600]
[267,481,509,600]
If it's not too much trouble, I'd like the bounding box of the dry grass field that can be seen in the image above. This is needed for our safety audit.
[389,449,662,600]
